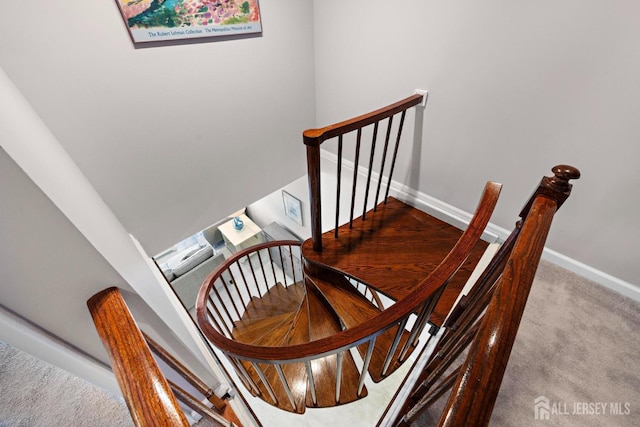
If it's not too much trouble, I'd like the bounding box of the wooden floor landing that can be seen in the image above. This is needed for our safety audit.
[301,197,488,326]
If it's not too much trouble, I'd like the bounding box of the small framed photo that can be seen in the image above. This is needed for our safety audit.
[282,190,303,226]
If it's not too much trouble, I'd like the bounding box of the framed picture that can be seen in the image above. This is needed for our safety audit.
[282,191,303,226]
[115,0,262,43]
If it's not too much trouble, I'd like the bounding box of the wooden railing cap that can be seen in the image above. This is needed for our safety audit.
[520,164,580,218]
[548,164,581,191]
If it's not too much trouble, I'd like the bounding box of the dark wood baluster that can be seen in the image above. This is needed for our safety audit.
[374,116,394,211]
[143,332,226,412]
[205,302,220,334]
[384,110,408,202]
[246,255,260,295]
[362,121,380,220]
[224,263,242,320]
[349,129,362,228]
[335,135,343,237]
[210,285,234,332]
[227,264,248,312]
[257,249,268,294]
[234,260,250,308]
[416,321,481,401]
[278,246,287,286]
[168,382,230,427]
[206,296,231,337]
[266,248,278,288]
[306,144,322,251]
[288,245,297,283]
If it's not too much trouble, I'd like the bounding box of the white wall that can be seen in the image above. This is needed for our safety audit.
[312,0,640,286]
[0,0,315,256]
[0,148,130,366]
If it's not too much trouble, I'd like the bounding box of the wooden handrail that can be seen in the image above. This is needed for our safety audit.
[435,166,580,427]
[302,94,423,146]
[392,165,580,426]
[88,287,189,427]
[304,94,424,252]
[196,181,500,364]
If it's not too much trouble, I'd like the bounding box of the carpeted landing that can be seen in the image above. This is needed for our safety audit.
[0,342,132,427]
[414,260,640,426]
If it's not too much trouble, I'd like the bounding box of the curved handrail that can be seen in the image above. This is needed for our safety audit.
[196,181,501,364]
[436,166,580,427]
[393,165,581,426]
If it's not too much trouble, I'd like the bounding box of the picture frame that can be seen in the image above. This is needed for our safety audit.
[282,190,303,226]
[114,0,262,44]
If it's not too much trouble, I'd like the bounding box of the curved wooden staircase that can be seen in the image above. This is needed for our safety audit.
[87,94,580,426]
[195,181,498,414]
[195,94,506,415]
[195,94,581,423]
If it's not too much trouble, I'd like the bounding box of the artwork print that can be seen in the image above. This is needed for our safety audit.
[282,191,303,226]
[115,0,262,43]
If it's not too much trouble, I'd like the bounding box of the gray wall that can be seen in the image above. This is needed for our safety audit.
[0,0,315,257]
[0,148,129,366]
[312,0,640,285]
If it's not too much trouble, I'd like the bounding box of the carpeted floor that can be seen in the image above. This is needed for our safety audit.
[1,260,638,426]
[0,343,133,427]
[415,260,640,426]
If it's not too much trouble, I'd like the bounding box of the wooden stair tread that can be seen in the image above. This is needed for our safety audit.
[239,282,305,322]
[236,285,309,413]
[305,282,367,407]
[302,197,488,325]
[309,271,381,328]
[310,272,415,381]
[233,311,296,346]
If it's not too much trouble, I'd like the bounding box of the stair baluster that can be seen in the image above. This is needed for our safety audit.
[303,94,424,252]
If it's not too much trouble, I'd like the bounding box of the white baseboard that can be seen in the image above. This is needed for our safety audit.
[541,249,640,302]
[318,150,640,303]
[0,305,121,396]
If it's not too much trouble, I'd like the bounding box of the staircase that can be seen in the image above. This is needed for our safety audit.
[195,94,580,424]
[195,94,504,416]
[86,94,580,426]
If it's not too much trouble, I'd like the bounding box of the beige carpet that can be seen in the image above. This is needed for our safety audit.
[414,260,640,426]
[0,342,133,427]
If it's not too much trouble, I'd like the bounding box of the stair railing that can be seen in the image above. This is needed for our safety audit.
[196,181,500,412]
[88,287,236,427]
[394,165,580,426]
[304,94,424,252]
[88,287,190,427]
